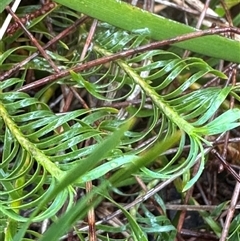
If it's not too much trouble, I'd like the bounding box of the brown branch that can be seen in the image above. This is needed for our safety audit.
[211,149,240,183]
[0,16,89,82]
[16,26,240,92]
[6,5,59,73]
[6,0,56,35]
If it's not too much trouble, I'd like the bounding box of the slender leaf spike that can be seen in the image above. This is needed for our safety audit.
[54,0,240,63]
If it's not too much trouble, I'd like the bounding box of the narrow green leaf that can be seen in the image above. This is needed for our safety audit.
[45,50,69,62]
[109,199,148,241]
[0,0,12,13]
[13,119,134,241]
[37,189,102,241]
[76,155,138,183]
[182,145,205,192]
[0,46,36,65]
[0,102,64,180]
[193,87,232,126]
[54,0,240,63]
[109,131,182,185]
[197,109,240,135]
[70,70,105,99]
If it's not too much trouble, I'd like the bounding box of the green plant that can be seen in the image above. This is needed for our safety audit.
[0,1,240,240]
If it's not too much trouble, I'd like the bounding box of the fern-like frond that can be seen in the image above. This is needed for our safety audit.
[0,78,126,226]
[66,27,240,191]
[0,19,239,239]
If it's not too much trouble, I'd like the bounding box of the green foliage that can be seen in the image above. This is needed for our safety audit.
[0,0,240,240]
[0,0,12,14]
[229,214,240,240]
[54,0,240,63]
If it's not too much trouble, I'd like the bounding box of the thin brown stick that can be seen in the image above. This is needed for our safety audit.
[6,6,59,73]
[155,0,227,25]
[86,181,97,241]
[135,175,165,215]
[211,149,240,183]
[220,67,238,241]
[81,20,99,241]
[0,16,89,81]
[6,1,56,35]
[16,26,240,92]
[183,0,211,58]
[180,228,218,240]
[62,18,98,111]
[80,19,98,60]
[220,175,240,241]
[220,0,234,38]
[196,0,211,29]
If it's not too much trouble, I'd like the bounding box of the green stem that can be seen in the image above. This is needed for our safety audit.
[0,102,63,180]
[95,45,195,135]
